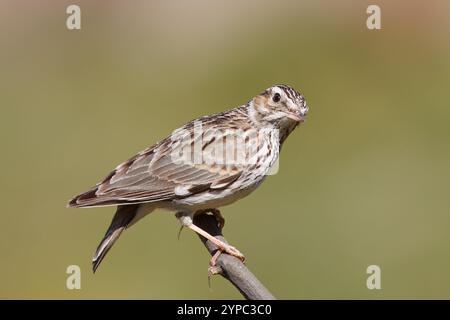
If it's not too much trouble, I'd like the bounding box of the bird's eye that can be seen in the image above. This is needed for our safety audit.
[273,93,281,103]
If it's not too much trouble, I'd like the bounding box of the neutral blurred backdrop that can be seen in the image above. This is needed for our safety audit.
[1,0,449,299]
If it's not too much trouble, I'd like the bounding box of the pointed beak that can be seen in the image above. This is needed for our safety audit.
[286,101,308,123]
[286,112,305,123]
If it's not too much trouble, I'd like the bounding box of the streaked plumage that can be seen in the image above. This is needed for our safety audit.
[68,84,308,272]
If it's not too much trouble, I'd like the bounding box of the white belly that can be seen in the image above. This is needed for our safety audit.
[166,182,262,212]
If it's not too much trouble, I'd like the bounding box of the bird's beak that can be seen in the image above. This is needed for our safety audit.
[286,112,305,123]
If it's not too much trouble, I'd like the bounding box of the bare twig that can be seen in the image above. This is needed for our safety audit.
[193,214,276,300]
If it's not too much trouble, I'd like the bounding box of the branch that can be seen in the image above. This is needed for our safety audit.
[193,214,275,300]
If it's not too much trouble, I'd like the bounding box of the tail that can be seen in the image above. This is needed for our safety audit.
[92,205,138,273]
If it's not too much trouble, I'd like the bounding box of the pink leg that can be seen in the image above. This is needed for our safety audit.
[187,223,245,264]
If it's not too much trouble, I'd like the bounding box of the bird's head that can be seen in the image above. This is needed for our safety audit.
[248,84,308,128]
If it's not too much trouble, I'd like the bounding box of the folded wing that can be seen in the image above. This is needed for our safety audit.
[68,125,248,208]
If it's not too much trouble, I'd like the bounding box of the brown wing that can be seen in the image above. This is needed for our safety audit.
[68,121,248,208]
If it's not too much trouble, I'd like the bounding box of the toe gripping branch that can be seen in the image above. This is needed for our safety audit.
[192,213,275,300]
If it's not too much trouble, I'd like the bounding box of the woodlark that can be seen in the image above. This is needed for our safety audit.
[68,84,309,272]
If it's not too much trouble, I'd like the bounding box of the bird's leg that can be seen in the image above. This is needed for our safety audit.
[203,209,228,267]
[176,212,245,265]
[178,208,222,240]
[188,223,245,264]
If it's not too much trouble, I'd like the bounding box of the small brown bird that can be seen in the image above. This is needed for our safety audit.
[68,84,308,272]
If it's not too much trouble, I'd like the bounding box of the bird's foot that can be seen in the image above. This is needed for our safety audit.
[183,221,245,264]
[209,241,245,266]
[207,243,245,280]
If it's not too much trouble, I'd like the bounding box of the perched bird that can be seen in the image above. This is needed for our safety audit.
[68,84,309,272]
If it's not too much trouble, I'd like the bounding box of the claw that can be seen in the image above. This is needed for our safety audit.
[209,244,245,266]
[223,245,245,263]
[177,212,246,279]
[177,226,184,240]
[208,263,222,290]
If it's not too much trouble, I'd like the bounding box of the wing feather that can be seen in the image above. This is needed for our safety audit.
[68,115,255,208]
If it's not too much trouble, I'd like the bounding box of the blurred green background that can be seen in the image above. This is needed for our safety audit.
[1,0,449,299]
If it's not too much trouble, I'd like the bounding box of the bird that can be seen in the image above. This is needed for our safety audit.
[68,84,309,273]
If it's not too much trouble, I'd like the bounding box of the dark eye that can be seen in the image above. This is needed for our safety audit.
[273,93,281,102]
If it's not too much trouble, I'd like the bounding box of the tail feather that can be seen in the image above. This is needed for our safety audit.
[92,228,125,273]
[92,205,138,273]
